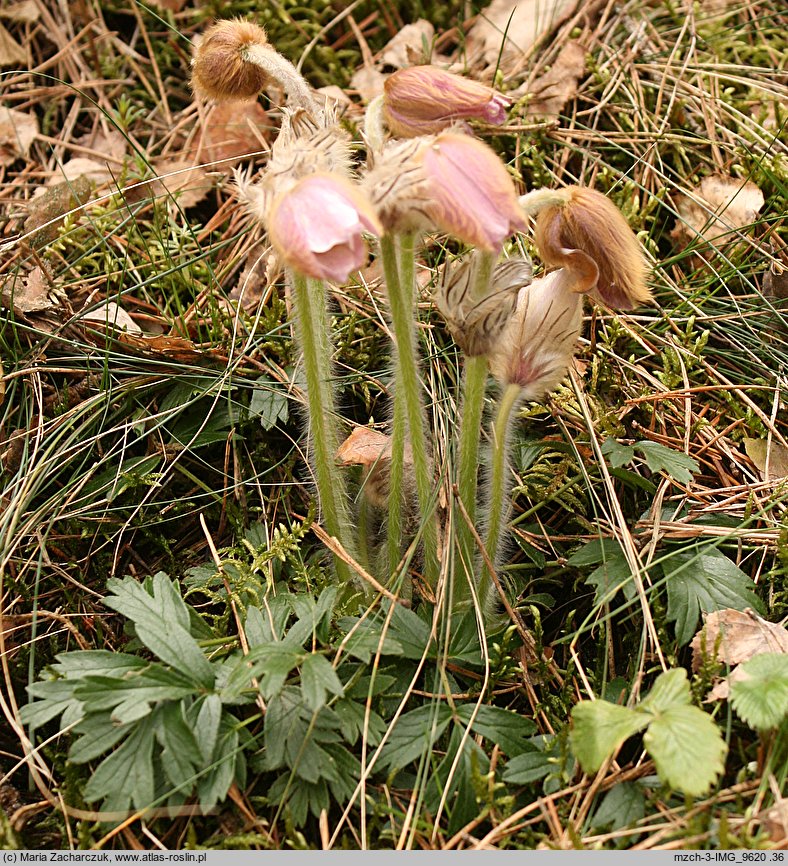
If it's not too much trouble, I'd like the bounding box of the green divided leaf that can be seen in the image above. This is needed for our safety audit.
[662,549,763,645]
[454,704,537,756]
[730,653,788,730]
[249,379,289,430]
[570,701,650,774]
[378,704,453,772]
[639,668,691,713]
[601,439,699,484]
[502,749,553,785]
[300,653,344,711]
[591,782,645,831]
[104,574,215,687]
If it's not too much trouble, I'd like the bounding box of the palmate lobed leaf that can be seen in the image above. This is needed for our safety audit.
[663,549,763,645]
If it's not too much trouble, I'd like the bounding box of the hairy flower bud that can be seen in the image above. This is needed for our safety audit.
[383,65,510,137]
[267,174,382,283]
[488,268,583,400]
[423,132,526,250]
[526,186,651,309]
[437,255,532,356]
[366,132,525,249]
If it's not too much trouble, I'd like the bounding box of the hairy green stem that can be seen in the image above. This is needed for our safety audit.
[290,272,354,586]
[479,382,522,621]
[380,234,440,588]
[453,252,496,605]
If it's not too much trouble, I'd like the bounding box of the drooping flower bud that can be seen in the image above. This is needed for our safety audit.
[365,132,525,250]
[523,186,651,310]
[267,174,382,283]
[191,18,314,110]
[423,132,526,250]
[488,268,583,401]
[383,66,510,137]
[437,255,532,356]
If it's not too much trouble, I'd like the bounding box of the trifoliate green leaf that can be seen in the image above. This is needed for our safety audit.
[600,439,637,468]
[249,379,289,430]
[643,704,727,797]
[502,748,553,785]
[570,702,649,774]
[663,549,763,645]
[640,668,691,714]
[730,653,788,730]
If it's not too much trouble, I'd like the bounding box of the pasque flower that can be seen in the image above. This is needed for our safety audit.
[267,174,382,283]
[383,65,510,137]
[488,268,584,400]
[522,186,651,309]
[366,132,525,250]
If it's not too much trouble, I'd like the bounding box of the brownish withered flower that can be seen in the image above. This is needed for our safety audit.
[523,186,651,310]
[383,65,510,137]
[191,18,314,109]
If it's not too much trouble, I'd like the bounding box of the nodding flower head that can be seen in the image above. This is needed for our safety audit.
[488,268,583,401]
[437,255,532,356]
[527,186,651,310]
[191,19,270,101]
[365,132,524,248]
[267,174,382,283]
[383,66,510,137]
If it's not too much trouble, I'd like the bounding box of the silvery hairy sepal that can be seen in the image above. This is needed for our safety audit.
[437,255,532,356]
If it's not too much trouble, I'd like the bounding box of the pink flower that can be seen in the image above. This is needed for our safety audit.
[267,174,382,283]
[422,132,526,251]
[383,66,510,137]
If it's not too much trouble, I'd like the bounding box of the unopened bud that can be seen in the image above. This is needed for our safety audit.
[529,186,651,309]
[383,66,510,137]
[437,255,532,356]
[267,174,381,283]
[423,132,526,251]
[488,269,583,401]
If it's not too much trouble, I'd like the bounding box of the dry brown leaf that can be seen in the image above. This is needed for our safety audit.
[692,608,788,670]
[0,21,25,66]
[762,798,788,845]
[743,437,788,480]
[150,160,212,209]
[145,0,188,9]
[229,249,276,310]
[671,175,764,250]
[466,0,576,71]
[79,301,143,335]
[692,608,788,700]
[199,101,271,168]
[116,332,226,363]
[523,40,585,116]
[0,0,40,23]
[0,106,38,165]
[0,266,58,315]
[379,20,435,69]
[764,262,788,299]
[349,66,388,104]
[24,175,93,247]
[48,157,115,186]
[74,128,128,163]
[336,426,392,466]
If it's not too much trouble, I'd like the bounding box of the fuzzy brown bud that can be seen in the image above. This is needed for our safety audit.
[191,19,270,102]
[530,186,651,310]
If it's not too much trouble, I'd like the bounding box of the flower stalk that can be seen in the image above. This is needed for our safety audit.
[290,272,355,587]
[380,234,440,588]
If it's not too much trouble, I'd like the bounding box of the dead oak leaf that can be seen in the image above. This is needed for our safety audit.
[671,175,764,251]
[522,40,585,117]
[379,20,435,69]
[0,266,59,315]
[743,437,788,481]
[0,21,25,67]
[466,0,577,72]
[0,1,40,23]
[0,106,38,165]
